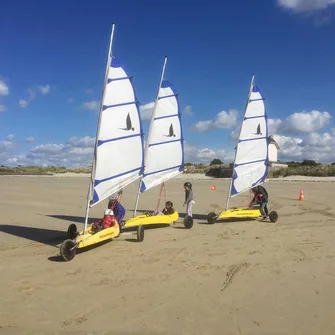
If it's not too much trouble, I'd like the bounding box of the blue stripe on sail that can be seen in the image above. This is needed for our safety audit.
[235,158,267,168]
[249,98,265,102]
[94,167,142,187]
[102,101,137,111]
[140,180,147,193]
[238,136,267,143]
[143,165,182,178]
[107,76,132,84]
[252,85,260,93]
[98,133,143,146]
[244,115,266,120]
[154,113,180,121]
[92,189,99,205]
[149,138,181,147]
[158,94,178,100]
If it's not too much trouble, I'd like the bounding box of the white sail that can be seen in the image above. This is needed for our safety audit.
[230,77,268,198]
[88,32,144,208]
[140,78,184,192]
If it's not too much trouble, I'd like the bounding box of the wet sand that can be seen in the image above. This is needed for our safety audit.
[1,175,335,335]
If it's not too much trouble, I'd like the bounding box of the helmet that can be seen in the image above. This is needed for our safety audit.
[251,187,259,193]
[166,201,173,207]
[184,182,192,189]
[109,193,118,201]
[104,209,114,216]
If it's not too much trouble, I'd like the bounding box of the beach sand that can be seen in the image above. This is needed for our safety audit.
[1,175,335,335]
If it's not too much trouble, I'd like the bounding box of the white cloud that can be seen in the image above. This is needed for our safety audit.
[183,105,193,116]
[268,110,331,135]
[189,110,238,132]
[139,102,155,120]
[0,104,6,112]
[274,131,335,162]
[6,134,14,141]
[25,137,36,143]
[83,100,100,111]
[0,141,14,161]
[0,80,9,96]
[38,85,50,95]
[19,99,28,108]
[184,142,229,164]
[277,0,335,12]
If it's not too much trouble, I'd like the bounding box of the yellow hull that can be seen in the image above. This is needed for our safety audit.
[75,225,120,249]
[124,211,179,228]
[218,208,261,220]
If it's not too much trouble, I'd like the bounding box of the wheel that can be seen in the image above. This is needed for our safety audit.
[137,225,144,242]
[67,223,78,240]
[60,239,77,261]
[269,211,278,223]
[207,212,217,224]
[183,215,193,229]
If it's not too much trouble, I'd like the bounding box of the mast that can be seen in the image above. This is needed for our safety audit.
[225,74,255,211]
[133,56,168,217]
[83,23,115,233]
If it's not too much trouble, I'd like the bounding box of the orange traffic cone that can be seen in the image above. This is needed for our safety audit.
[298,189,304,201]
[209,185,217,191]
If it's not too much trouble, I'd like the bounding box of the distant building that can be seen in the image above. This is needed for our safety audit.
[268,135,288,168]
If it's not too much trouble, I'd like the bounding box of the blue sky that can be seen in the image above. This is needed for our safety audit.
[0,0,335,166]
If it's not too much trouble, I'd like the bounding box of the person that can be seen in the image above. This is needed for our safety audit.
[249,185,269,220]
[91,209,117,233]
[183,182,195,218]
[108,192,126,231]
[152,201,175,216]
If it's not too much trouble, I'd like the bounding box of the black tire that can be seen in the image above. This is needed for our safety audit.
[207,212,217,224]
[60,239,76,261]
[67,223,78,240]
[137,225,144,242]
[269,211,278,223]
[183,215,193,229]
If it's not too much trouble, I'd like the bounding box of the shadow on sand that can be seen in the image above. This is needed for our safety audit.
[0,224,66,247]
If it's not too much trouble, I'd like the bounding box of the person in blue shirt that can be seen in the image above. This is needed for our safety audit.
[108,191,126,231]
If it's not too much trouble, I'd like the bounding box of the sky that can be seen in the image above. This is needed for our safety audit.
[0,0,335,167]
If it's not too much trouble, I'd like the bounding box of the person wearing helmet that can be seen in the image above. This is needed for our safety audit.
[108,191,126,231]
[249,185,269,220]
[151,201,175,216]
[91,209,117,233]
[183,182,195,218]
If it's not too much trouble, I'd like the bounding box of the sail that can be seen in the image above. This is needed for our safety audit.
[230,84,268,197]
[90,56,144,207]
[140,79,184,192]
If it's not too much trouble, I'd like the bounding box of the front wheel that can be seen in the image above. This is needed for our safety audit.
[67,223,78,240]
[269,211,278,223]
[60,239,77,261]
[183,216,193,229]
[137,225,144,242]
[207,212,217,224]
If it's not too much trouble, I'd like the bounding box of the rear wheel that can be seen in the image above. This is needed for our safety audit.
[183,216,193,229]
[207,212,217,224]
[60,239,76,261]
[269,211,278,223]
[67,223,78,240]
[137,225,144,242]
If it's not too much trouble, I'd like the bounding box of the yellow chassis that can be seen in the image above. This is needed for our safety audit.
[124,211,179,228]
[218,208,261,220]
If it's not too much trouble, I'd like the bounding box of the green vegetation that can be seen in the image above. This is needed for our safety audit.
[1,159,334,177]
[0,165,91,175]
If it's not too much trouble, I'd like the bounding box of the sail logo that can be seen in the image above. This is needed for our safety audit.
[165,123,176,137]
[254,123,262,136]
[120,113,135,131]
